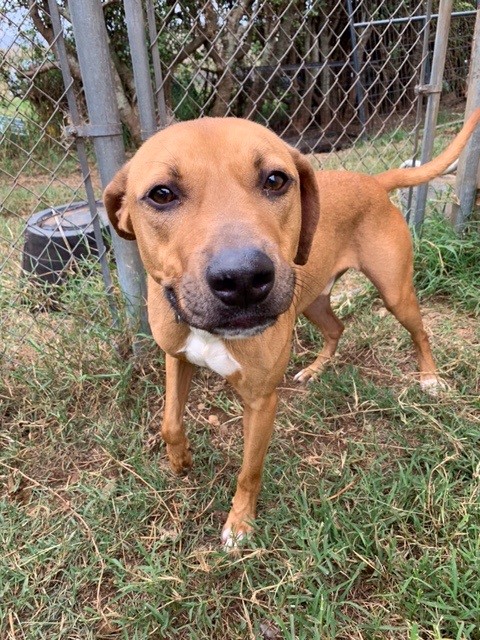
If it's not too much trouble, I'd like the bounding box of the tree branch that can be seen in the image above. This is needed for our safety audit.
[170,34,208,67]
[22,60,59,78]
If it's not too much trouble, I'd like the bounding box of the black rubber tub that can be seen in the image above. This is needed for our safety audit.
[22,201,110,286]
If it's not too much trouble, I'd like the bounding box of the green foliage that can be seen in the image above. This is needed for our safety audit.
[257,97,292,128]
[2,0,476,139]
[171,68,205,121]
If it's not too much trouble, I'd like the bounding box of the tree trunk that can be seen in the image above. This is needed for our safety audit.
[111,64,141,143]
[205,0,253,117]
[295,30,321,133]
[246,9,279,120]
[211,69,237,117]
[29,0,141,144]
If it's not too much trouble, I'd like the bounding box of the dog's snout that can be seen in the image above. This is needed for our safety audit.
[206,247,275,308]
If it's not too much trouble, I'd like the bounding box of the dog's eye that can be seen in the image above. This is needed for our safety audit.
[263,171,290,194]
[146,185,178,208]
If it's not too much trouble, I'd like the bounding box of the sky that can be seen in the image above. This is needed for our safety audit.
[1,6,48,50]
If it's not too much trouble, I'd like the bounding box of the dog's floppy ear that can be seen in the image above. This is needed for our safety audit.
[103,162,136,241]
[291,149,320,265]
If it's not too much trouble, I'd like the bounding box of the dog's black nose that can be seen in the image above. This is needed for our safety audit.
[206,247,275,307]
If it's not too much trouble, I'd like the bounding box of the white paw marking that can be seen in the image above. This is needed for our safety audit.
[293,369,308,383]
[180,328,241,377]
[221,527,245,549]
[293,368,315,384]
[420,376,447,395]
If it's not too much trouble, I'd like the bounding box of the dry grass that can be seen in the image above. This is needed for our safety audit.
[1,113,479,637]
[1,213,480,639]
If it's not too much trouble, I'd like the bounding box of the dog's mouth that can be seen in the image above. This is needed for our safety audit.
[164,285,278,338]
[211,314,277,339]
[164,285,183,321]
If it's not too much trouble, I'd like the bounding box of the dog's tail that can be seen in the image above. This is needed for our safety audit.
[375,107,480,192]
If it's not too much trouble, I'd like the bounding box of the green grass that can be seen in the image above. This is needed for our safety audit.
[0,141,96,221]
[0,107,478,637]
[1,213,479,639]
[414,216,480,313]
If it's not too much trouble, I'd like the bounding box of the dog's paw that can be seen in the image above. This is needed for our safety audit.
[221,523,252,550]
[420,375,448,396]
[221,527,247,550]
[221,511,254,550]
[293,366,317,385]
[166,442,193,475]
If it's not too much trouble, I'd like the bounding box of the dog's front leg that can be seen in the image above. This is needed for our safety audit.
[222,391,278,547]
[162,353,195,474]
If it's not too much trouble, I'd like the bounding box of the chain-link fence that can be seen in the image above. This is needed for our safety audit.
[148,1,475,164]
[0,5,127,386]
[0,0,478,361]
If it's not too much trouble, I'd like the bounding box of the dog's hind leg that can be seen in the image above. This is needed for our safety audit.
[162,354,196,474]
[360,226,442,393]
[294,287,344,384]
[374,279,441,392]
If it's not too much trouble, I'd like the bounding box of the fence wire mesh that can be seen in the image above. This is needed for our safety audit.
[0,0,477,360]
[1,2,118,367]
[148,0,476,171]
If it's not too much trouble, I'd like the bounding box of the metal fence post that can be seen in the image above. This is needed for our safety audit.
[145,0,169,128]
[68,0,149,336]
[448,7,480,232]
[47,0,119,326]
[405,0,433,224]
[123,0,158,140]
[413,0,453,232]
[346,0,368,137]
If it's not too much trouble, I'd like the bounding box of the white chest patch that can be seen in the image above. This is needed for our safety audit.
[180,328,241,377]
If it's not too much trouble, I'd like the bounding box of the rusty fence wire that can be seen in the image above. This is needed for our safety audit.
[0,0,477,361]
[147,0,475,167]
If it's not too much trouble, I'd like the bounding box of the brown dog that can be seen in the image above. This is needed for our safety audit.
[104,110,480,546]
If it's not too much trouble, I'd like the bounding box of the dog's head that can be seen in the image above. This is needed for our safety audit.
[104,118,319,338]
